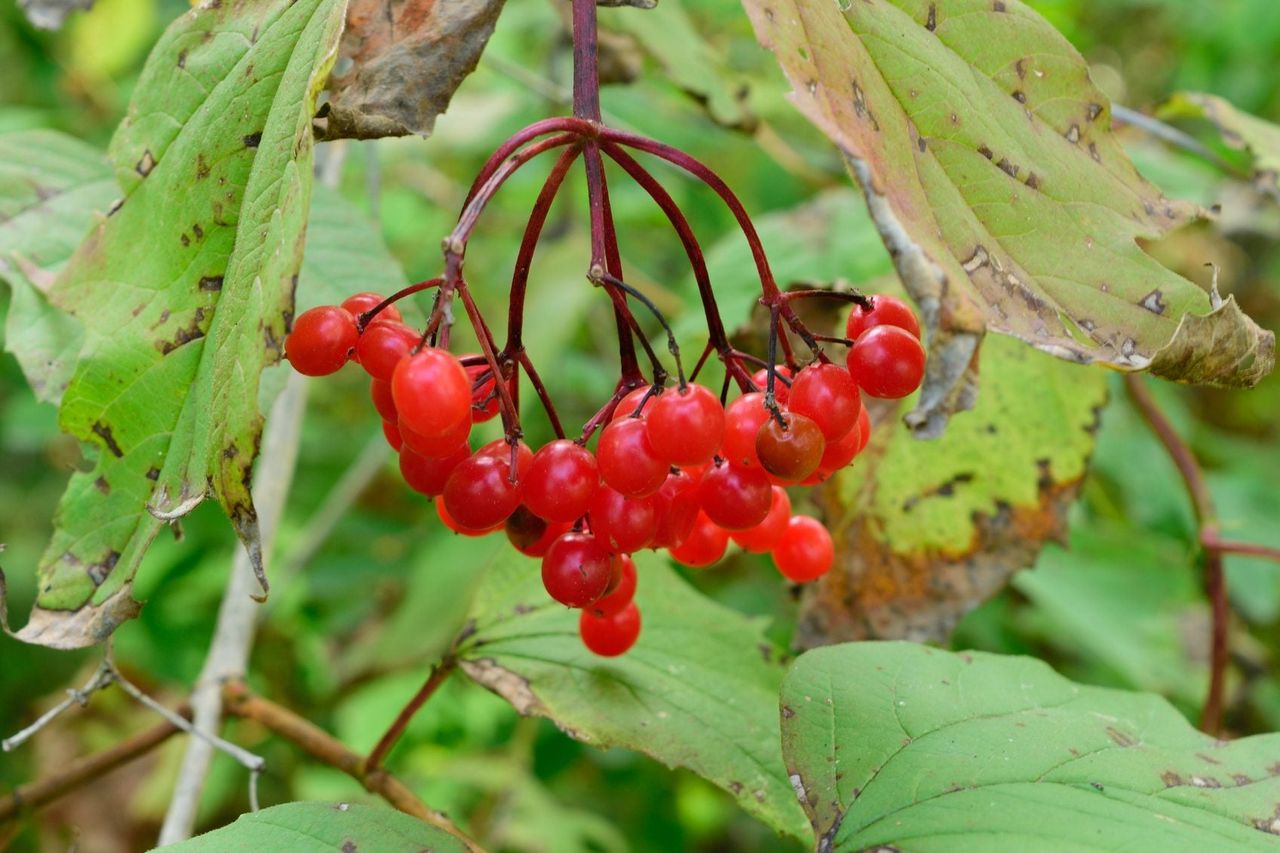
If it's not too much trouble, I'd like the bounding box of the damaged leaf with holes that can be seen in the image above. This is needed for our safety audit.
[783,642,1280,851]
[454,549,810,841]
[742,0,1275,435]
[7,0,346,649]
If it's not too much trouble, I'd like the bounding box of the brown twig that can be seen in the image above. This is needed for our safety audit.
[1123,374,1228,734]
[0,707,190,825]
[222,683,479,850]
[363,658,457,774]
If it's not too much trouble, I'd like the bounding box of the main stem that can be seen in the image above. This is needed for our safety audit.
[572,0,603,123]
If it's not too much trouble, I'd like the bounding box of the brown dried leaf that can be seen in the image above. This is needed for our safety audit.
[317,0,508,140]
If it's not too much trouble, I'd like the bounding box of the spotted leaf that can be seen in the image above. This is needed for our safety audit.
[742,0,1274,435]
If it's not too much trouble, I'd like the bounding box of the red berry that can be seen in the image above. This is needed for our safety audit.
[436,497,502,536]
[504,504,547,550]
[845,294,920,341]
[855,406,871,453]
[342,292,402,324]
[650,469,701,550]
[442,452,523,530]
[668,512,728,568]
[381,420,401,450]
[817,418,861,472]
[579,601,642,657]
[400,444,468,496]
[514,518,571,558]
[722,393,772,469]
[590,485,658,553]
[356,320,420,381]
[524,440,598,523]
[698,463,772,531]
[847,325,926,399]
[588,554,637,617]
[370,378,398,421]
[477,438,533,479]
[610,385,655,421]
[541,532,615,608]
[463,356,501,422]
[645,384,724,467]
[597,417,667,498]
[730,488,791,553]
[788,363,861,441]
[750,366,793,405]
[401,413,471,458]
[392,349,471,439]
[285,306,358,376]
[755,412,826,482]
[772,516,834,582]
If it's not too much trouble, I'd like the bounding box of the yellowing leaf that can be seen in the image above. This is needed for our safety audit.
[742,0,1274,434]
[13,0,346,648]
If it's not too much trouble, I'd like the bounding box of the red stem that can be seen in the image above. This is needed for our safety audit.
[506,145,584,351]
[600,142,752,387]
[572,0,603,123]
[583,142,643,383]
[1123,374,1228,735]
[463,118,594,208]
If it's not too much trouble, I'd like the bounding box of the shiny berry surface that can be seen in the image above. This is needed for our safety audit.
[698,463,772,531]
[392,349,472,439]
[524,440,598,523]
[597,417,667,498]
[721,393,771,469]
[579,601,641,657]
[356,321,420,381]
[845,294,920,340]
[285,306,358,376]
[755,412,825,482]
[788,363,861,441]
[541,532,615,608]
[772,515,834,583]
[847,325,926,399]
[442,453,523,530]
[645,383,723,467]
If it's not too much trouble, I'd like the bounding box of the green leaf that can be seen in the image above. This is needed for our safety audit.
[298,184,411,313]
[610,0,754,130]
[0,129,116,403]
[163,801,469,852]
[1162,92,1280,202]
[742,0,1274,435]
[455,549,811,841]
[782,642,1280,852]
[802,331,1107,643]
[14,0,346,648]
[1012,526,1207,708]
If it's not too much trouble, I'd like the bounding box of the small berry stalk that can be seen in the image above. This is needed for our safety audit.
[283,0,927,656]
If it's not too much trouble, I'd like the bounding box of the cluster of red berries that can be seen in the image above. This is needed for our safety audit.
[284,292,925,656]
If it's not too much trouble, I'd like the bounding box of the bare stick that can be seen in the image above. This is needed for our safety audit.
[2,658,113,753]
[223,683,480,851]
[0,709,190,824]
[157,372,309,844]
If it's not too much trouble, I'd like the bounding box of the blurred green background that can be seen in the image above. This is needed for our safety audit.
[1,0,1278,850]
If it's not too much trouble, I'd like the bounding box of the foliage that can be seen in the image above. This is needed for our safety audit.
[0,0,1278,851]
